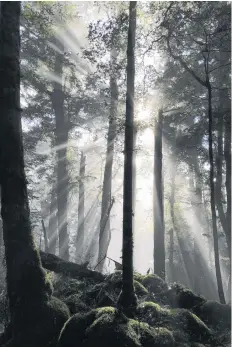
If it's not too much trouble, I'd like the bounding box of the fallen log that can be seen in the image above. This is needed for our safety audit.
[39,251,105,282]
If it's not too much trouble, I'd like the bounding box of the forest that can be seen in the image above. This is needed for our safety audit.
[0,1,231,347]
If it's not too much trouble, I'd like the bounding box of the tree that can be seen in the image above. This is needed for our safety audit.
[158,2,227,304]
[0,0,54,335]
[117,1,137,317]
[97,45,119,272]
[153,109,165,279]
[76,151,86,264]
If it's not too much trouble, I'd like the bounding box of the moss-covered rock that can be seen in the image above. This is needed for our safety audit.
[134,281,149,297]
[134,273,145,284]
[131,320,174,347]
[106,271,122,287]
[174,310,211,343]
[142,274,168,295]
[166,283,206,310]
[136,301,211,344]
[137,301,166,326]
[193,300,231,329]
[59,306,175,347]
[63,294,90,315]
[8,296,70,347]
[53,276,85,299]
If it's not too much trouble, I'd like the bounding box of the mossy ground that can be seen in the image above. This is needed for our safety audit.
[0,270,230,347]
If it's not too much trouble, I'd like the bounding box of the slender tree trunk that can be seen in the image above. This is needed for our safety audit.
[0,1,52,332]
[224,111,231,253]
[153,110,165,280]
[97,48,118,272]
[215,106,230,261]
[51,40,69,261]
[48,183,58,255]
[207,84,226,304]
[117,1,137,317]
[169,163,194,289]
[168,228,174,283]
[76,151,86,264]
[41,220,49,253]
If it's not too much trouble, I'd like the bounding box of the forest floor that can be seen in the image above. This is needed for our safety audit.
[0,266,231,347]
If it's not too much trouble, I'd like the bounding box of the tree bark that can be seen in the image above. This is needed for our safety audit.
[0,1,52,331]
[153,109,165,280]
[224,110,231,254]
[51,39,69,261]
[40,251,104,282]
[207,83,226,304]
[41,220,49,253]
[117,1,137,317]
[168,228,174,283]
[97,47,118,272]
[76,151,86,264]
[48,184,58,255]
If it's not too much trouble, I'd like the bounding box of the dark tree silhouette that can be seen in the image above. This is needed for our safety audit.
[0,0,53,331]
[117,1,137,317]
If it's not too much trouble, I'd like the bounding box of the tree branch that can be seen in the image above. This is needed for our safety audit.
[166,34,207,88]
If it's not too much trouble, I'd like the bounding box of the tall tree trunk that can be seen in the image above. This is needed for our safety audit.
[153,109,165,280]
[169,163,194,289]
[48,183,58,255]
[117,1,137,317]
[207,83,226,304]
[97,47,118,272]
[188,167,204,295]
[224,109,231,302]
[224,110,231,254]
[76,151,86,264]
[215,102,230,260]
[168,228,174,283]
[51,40,69,261]
[41,220,49,253]
[0,0,52,332]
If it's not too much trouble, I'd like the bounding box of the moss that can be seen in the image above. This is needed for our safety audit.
[10,296,70,347]
[142,274,168,295]
[53,276,85,299]
[59,306,175,347]
[193,300,231,330]
[106,271,122,286]
[85,308,140,347]
[131,320,174,347]
[64,294,90,315]
[170,309,212,343]
[134,273,145,284]
[137,301,169,327]
[166,283,206,310]
[59,307,140,347]
[59,310,96,347]
[134,281,148,297]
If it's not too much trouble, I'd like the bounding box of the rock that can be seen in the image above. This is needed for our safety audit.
[165,283,206,310]
[59,306,174,347]
[193,300,231,330]
[142,275,169,295]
